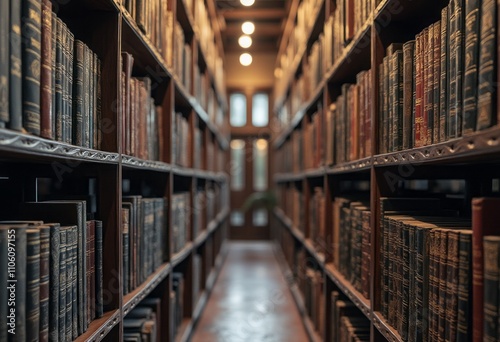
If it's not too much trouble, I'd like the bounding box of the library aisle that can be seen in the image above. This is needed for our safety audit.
[191,242,309,342]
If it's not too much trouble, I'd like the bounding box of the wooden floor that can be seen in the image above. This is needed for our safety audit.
[191,242,309,342]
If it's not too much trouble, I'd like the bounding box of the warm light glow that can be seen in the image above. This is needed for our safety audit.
[256,139,267,150]
[238,35,252,48]
[240,53,253,66]
[274,68,282,78]
[242,21,255,34]
[240,0,255,6]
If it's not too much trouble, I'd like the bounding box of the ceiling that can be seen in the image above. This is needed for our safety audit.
[215,0,289,54]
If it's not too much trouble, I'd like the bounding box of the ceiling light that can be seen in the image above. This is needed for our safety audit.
[238,35,252,48]
[240,0,255,6]
[242,21,255,35]
[240,53,253,66]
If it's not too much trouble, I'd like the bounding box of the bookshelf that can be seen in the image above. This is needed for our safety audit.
[0,0,229,341]
[272,0,500,341]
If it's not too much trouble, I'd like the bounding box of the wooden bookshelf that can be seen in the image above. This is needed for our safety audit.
[272,0,500,340]
[0,0,229,340]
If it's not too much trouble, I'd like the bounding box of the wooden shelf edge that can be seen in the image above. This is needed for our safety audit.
[0,128,120,164]
[75,309,121,342]
[324,264,371,320]
[326,156,373,174]
[122,262,171,316]
[121,155,172,172]
[171,242,193,267]
[374,126,500,167]
[372,312,403,342]
[194,207,229,247]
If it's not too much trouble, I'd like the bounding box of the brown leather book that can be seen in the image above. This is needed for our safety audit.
[40,0,53,139]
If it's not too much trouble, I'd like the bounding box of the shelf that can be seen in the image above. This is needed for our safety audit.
[191,289,208,322]
[0,129,120,164]
[273,208,306,243]
[194,206,229,248]
[274,172,306,183]
[373,127,500,167]
[372,311,403,342]
[171,242,193,268]
[374,0,448,26]
[274,0,326,111]
[274,83,324,148]
[74,309,121,342]
[122,262,172,316]
[327,157,373,174]
[324,264,371,320]
[121,156,172,172]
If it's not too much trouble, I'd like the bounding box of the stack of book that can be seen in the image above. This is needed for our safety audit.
[303,106,325,170]
[121,53,162,160]
[0,2,102,149]
[378,0,498,153]
[0,200,104,341]
[282,186,305,234]
[309,187,326,251]
[173,21,192,92]
[303,268,325,335]
[122,197,167,295]
[123,297,162,341]
[172,192,191,254]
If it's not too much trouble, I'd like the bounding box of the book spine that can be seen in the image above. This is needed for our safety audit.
[51,14,56,137]
[9,0,22,131]
[462,0,481,134]
[123,208,130,294]
[483,236,500,342]
[425,26,434,145]
[87,49,94,149]
[54,19,63,141]
[401,223,410,340]
[67,226,75,340]
[21,0,42,135]
[48,224,60,342]
[433,21,441,144]
[439,6,449,142]
[78,205,87,333]
[392,50,403,151]
[90,52,96,150]
[38,226,50,342]
[8,227,27,342]
[402,41,415,150]
[26,229,40,342]
[457,230,473,342]
[476,0,497,130]
[445,230,460,342]
[408,225,416,342]
[455,0,465,138]
[89,221,96,322]
[448,1,459,139]
[72,40,85,146]
[95,220,103,317]
[0,0,10,127]
[58,228,67,342]
[65,28,74,144]
[414,33,424,147]
[40,0,52,139]
[437,230,449,341]
[415,227,430,342]
[85,222,91,325]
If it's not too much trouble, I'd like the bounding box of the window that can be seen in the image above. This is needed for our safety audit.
[230,93,246,127]
[253,139,268,191]
[253,209,268,226]
[231,211,244,226]
[252,93,269,127]
[230,139,245,190]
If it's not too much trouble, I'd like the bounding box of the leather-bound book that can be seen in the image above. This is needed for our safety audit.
[40,0,53,139]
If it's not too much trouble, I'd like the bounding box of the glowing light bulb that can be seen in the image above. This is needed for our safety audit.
[242,21,255,35]
[240,53,253,66]
[240,0,255,6]
[238,35,252,48]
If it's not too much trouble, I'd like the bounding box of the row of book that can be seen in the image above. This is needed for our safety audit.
[121,53,162,160]
[303,107,324,170]
[281,185,305,233]
[0,0,102,149]
[303,267,326,336]
[123,297,162,342]
[379,197,500,341]
[334,197,371,300]
[309,187,326,252]
[172,112,190,167]
[172,192,191,254]
[331,292,370,342]
[192,187,218,240]
[122,197,167,295]
[173,21,192,92]
[379,0,498,153]
[0,201,103,342]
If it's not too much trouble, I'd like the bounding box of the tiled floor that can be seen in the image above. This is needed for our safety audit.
[191,242,309,342]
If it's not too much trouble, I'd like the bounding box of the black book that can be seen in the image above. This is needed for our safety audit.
[21,200,88,335]
[0,0,9,127]
[65,226,74,340]
[95,220,103,317]
[58,227,67,342]
[483,236,500,342]
[70,226,78,339]
[21,0,42,135]
[72,40,85,146]
[122,207,130,294]
[54,18,63,141]
[457,230,472,341]
[8,0,22,131]
[47,223,60,342]
[26,228,40,341]
[38,225,50,342]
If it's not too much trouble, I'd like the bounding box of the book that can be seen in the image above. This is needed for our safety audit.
[95,220,103,318]
[47,223,60,341]
[457,230,472,341]
[38,225,50,342]
[25,228,40,341]
[9,0,23,131]
[0,0,9,128]
[22,0,42,135]
[472,198,500,341]
[483,235,500,342]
